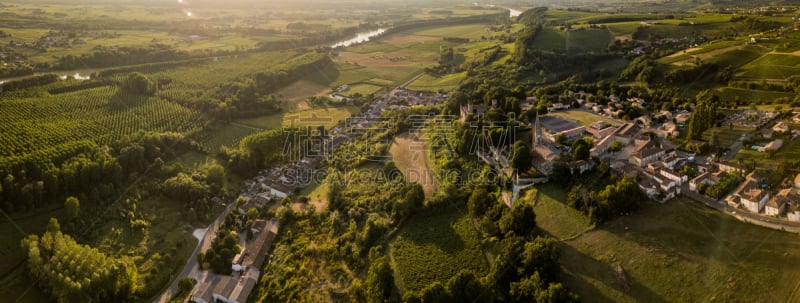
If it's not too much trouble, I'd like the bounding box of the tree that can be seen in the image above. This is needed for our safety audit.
[609,141,623,153]
[499,202,537,236]
[179,277,196,293]
[64,196,80,219]
[468,187,493,217]
[366,257,396,303]
[123,72,156,95]
[510,141,532,172]
[447,270,490,303]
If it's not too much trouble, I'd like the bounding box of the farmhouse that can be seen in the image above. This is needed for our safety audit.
[758,139,783,152]
[717,160,746,175]
[630,140,667,167]
[191,269,258,303]
[766,188,797,216]
[737,180,770,213]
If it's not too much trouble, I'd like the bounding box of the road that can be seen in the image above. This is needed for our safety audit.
[152,202,235,303]
[681,184,800,234]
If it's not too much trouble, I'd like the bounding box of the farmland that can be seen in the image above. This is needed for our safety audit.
[390,209,489,292]
[738,53,800,80]
[236,106,360,130]
[532,183,800,303]
[389,133,437,198]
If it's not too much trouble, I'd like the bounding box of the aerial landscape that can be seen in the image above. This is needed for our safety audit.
[3,0,800,302]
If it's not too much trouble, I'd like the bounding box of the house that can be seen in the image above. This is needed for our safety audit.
[242,219,278,268]
[614,123,640,145]
[767,188,796,216]
[717,160,746,175]
[191,270,259,303]
[661,154,681,170]
[656,110,673,121]
[675,112,691,124]
[550,102,569,111]
[662,122,679,137]
[658,167,687,185]
[738,180,770,213]
[590,134,616,158]
[795,173,800,189]
[567,160,594,175]
[690,171,717,191]
[630,140,665,167]
[773,121,789,133]
[459,103,490,121]
[758,139,783,152]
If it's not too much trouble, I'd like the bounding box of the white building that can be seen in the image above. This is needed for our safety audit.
[739,181,770,213]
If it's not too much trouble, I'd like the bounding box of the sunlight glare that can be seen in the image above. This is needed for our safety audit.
[186,11,192,17]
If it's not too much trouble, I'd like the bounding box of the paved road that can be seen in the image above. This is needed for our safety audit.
[152,202,236,303]
[681,184,800,234]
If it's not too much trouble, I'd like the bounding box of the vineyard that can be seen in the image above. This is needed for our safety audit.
[0,85,206,157]
[390,210,489,292]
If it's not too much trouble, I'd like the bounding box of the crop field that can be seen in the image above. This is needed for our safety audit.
[531,27,567,51]
[236,106,360,130]
[196,123,260,155]
[0,86,206,157]
[714,87,794,104]
[390,210,488,292]
[340,83,383,96]
[275,79,330,110]
[405,23,490,40]
[533,183,800,303]
[406,72,466,91]
[566,28,613,54]
[389,133,436,197]
[547,110,622,127]
[738,53,800,79]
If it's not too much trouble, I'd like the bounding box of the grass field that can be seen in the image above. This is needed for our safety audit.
[405,23,490,40]
[0,206,63,303]
[531,27,567,52]
[738,53,800,79]
[406,72,465,91]
[275,79,330,110]
[566,28,613,54]
[390,209,488,292]
[389,133,436,198]
[529,184,592,240]
[547,110,622,127]
[533,183,800,303]
[701,125,754,150]
[341,83,384,97]
[236,106,360,130]
[714,87,795,104]
[197,123,260,154]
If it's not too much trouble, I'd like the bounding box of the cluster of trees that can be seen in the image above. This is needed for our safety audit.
[198,227,241,275]
[620,56,657,83]
[686,90,720,141]
[570,137,593,161]
[0,132,192,214]
[568,176,644,223]
[21,218,138,303]
[0,74,59,92]
[122,72,157,95]
[699,173,741,199]
[223,127,305,175]
[55,44,186,70]
[729,78,800,93]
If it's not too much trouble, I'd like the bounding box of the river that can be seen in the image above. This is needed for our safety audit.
[331,28,387,48]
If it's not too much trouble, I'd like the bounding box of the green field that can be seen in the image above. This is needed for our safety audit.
[566,28,613,54]
[547,110,622,127]
[0,86,206,157]
[531,27,567,52]
[197,123,260,154]
[529,184,593,240]
[406,23,490,40]
[734,136,800,171]
[406,72,466,91]
[236,106,360,130]
[738,53,800,79]
[390,210,488,292]
[701,125,754,150]
[533,183,800,302]
[341,83,384,97]
[714,87,795,104]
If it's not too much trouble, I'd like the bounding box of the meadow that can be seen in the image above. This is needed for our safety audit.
[531,183,800,303]
[235,106,361,130]
[389,133,437,198]
[547,110,623,127]
[390,209,489,292]
[714,87,795,104]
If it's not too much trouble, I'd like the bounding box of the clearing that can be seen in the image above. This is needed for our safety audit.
[389,133,436,198]
[547,110,623,128]
[275,79,330,110]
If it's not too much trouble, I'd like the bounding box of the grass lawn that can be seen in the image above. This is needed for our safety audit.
[389,133,436,198]
[546,110,622,127]
[701,126,754,151]
[390,209,488,292]
[559,196,800,302]
[529,184,593,240]
[406,72,466,91]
